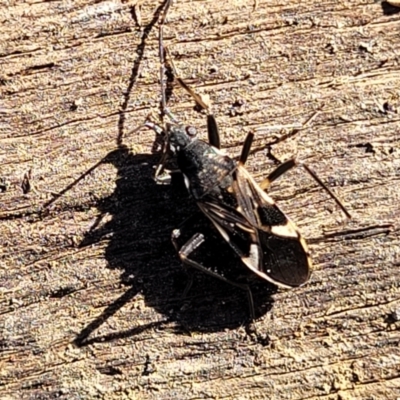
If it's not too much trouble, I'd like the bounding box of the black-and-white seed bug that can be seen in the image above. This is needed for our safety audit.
[140,0,351,320]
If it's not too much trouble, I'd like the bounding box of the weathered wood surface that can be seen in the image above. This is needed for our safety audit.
[1,1,400,399]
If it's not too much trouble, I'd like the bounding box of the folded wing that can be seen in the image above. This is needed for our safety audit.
[198,166,311,288]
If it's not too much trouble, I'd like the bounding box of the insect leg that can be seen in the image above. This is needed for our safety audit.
[142,119,173,182]
[259,158,351,218]
[181,269,194,299]
[239,132,254,165]
[207,115,220,149]
[299,162,351,218]
[171,214,256,320]
[259,158,297,190]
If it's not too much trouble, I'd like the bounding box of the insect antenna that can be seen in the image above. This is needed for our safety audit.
[163,44,220,148]
[146,0,180,181]
[158,0,172,121]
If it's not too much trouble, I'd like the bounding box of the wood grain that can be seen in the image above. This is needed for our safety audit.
[1,1,399,399]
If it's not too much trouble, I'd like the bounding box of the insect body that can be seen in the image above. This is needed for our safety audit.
[146,0,351,319]
[168,124,311,291]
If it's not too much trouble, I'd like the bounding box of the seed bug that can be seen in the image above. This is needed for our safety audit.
[141,0,351,320]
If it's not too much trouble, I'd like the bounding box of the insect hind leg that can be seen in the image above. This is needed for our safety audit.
[259,158,351,219]
[171,214,256,321]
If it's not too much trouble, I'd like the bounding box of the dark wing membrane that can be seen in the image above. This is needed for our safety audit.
[235,165,311,287]
[257,232,311,287]
[197,201,258,260]
[198,166,311,288]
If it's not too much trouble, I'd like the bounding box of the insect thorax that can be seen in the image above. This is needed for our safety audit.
[176,139,236,200]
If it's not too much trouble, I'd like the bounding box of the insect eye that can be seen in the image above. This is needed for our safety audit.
[186,126,197,137]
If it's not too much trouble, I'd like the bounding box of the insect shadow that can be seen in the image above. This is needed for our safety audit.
[73,140,277,347]
[73,0,350,346]
[381,1,400,16]
[72,1,276,347]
